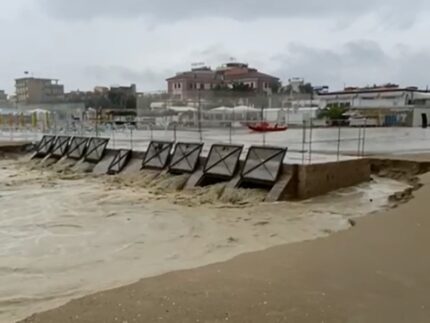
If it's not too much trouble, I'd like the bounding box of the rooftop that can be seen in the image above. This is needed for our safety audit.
[319,86,428,96]
[167,62,279,81]
[15,77,61,84]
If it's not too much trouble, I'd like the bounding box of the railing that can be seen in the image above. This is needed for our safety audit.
[0,118,370,165]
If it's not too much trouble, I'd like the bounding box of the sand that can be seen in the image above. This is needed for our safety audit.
[15,173,430,322]
[0,155,410,323]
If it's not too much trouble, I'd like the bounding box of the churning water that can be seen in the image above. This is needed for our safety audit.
[0,157,409,322]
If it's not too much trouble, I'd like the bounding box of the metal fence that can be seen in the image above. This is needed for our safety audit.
[0,115,368,165]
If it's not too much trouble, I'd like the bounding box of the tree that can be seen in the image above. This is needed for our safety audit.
[318,104,348,121]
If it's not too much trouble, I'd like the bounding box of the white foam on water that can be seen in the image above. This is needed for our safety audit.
[0,158,410,322]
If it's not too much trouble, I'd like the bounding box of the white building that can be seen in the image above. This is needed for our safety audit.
[318,86,430,127]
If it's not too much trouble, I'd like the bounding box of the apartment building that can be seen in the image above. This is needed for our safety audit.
[15,77,64,104]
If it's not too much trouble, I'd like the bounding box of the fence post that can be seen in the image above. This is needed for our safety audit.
[337,125,341,161]
[229,122,232,145]
[52,112,57,137]
[357,126,362,157]
[301,120,307,164]
[130,126,134,150]
[80,117,84,137]
[95,112,99,138]
[308,118,313,164]
[112,125,116,149]
[24,121,29,141]
[361,118,367,156]
[198,90,203,143]
[150,124,153,141]
[9,120,13,141]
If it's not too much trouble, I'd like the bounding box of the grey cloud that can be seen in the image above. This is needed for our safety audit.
[274,40,430,89]
[342,41,386,65]
[191,45,235,66]
[3,0,430,94]
[37,0,427,22]
[84,66,174,91]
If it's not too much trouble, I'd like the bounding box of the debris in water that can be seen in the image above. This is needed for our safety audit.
[254,221,270,226]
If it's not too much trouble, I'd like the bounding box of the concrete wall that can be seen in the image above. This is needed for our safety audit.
[0,141,32,155]
[296,159,371,199]
[412,107,430,127]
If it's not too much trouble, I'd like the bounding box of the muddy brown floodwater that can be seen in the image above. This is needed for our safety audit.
[0,157,410,322]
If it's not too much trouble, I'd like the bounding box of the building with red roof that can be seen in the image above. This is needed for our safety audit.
[166,62,280,100]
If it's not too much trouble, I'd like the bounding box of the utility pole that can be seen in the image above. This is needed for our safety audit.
[198,89,203,142]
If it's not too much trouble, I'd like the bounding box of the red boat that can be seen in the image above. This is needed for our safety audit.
[247,122,288,132]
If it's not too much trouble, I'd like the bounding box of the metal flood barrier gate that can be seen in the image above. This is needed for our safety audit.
[169,142,203,174]
[142,141,174,170]
[84,138,110,163]
[203,144,243,180]
[67,137,90,160]
[34,135,56,158]
[51,136,71,158]
[107,149,132,175]
[240,146,288,186]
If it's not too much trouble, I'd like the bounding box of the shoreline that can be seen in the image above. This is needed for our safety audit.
[17,170,430,322]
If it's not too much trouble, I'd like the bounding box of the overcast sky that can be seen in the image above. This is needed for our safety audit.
[1,0,430,94]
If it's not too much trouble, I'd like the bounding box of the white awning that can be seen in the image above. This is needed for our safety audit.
[168,106,197,113]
